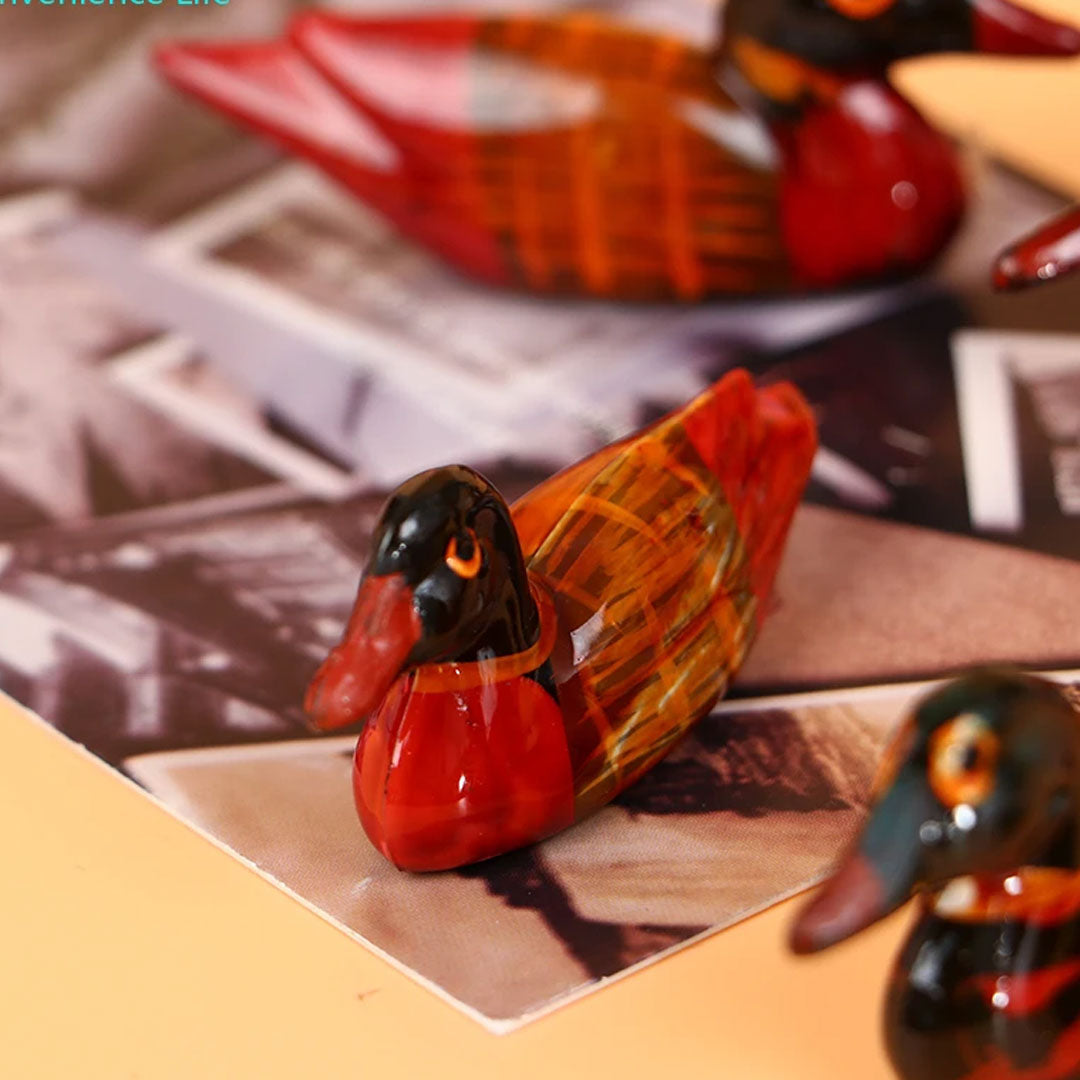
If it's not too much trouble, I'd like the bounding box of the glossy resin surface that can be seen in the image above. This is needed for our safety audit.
[792,670,1080,1080]
[156,2,1078,301]
[306,370,816,869]
[995,206,1080,290]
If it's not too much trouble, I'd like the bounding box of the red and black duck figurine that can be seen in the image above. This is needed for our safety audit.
[995,206,1080,290]
[305,370,816,870]
[156,0,1079,301]
[792,669,1080,1080]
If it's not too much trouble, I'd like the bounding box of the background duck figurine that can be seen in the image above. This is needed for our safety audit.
[995,205,1080,289]
[155,0,1080,302]
[305,370,816,870]
[791,669,1080,1080]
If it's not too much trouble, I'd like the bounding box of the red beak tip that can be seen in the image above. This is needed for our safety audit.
[303,667,359,732]
[303,679,375,732]
[788,853,890,955]
[992,256,1022,291]
[788,899,837,956]
[303,700,368,734]
[788,924,819,956]
[303,712,329,734]
[152,42,190,75]
[288,10,326,44]
[974,0,1080,57]
[1058,25,1080,55]
[1040,19,1080,56]
[302,695,335,733]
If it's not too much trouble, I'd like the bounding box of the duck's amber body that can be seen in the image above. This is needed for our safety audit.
[156,14,790,300]
[307,370,816,869]
[154,11,979,301]
[157,1,1080,301]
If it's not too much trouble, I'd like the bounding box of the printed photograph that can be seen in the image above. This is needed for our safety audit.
[0,194,288,536]
[105,335,363,501]
[123,686,898,1028]
[145,164,901,453]
[714,318,1080,565]
[953,329,1080,562]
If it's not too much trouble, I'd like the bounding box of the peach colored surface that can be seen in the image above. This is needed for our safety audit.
[4,4,1080,1076]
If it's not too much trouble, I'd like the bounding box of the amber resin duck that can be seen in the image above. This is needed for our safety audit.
[995,206,1080,289]
[792,670,1080,1080]
[156,0,1079,301]
[304,370,816,870]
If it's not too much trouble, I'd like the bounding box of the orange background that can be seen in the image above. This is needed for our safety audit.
[3,3,1079,1076]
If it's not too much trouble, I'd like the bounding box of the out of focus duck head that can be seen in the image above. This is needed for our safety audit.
[720,0,1080,105]
[792,670,1080,953]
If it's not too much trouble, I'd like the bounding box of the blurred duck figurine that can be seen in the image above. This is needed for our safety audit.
[304,370,816,870]
[995,206,1080,289]
[792,670,1080,1080]
[156,1,1079,302]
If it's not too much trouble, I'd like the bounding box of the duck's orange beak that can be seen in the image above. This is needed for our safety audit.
[305,574,422,731]
[971,0,1080,56]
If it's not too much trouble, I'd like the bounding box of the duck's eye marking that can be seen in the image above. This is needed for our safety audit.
[928,712,1000,809]
[824,0,895,20]
[870,721,914,802]
[445,529,482,579]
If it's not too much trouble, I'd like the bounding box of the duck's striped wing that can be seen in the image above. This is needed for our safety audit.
[511,437,629,558]
[471,15,790,299]
[525,404,755,817]
[522,370,815,817]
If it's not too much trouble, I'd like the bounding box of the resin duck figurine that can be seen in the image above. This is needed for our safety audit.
[792,670,1080,1080]
[995,206,1080,289]
[155,1,1080,302]
[305,370,816,870]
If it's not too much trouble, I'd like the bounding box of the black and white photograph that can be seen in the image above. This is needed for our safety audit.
[143,162,902,455]
[105,334,364,501]
[0,192,289,535]
[953,329,1080,560]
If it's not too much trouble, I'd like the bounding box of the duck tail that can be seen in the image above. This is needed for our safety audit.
[154,39,409,219]
[680,369,817,616]
[155,26,512,286]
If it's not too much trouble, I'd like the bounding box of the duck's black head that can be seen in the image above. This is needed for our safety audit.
[305,466,537,731]
[720,0,1079,96]
[792,669,1080,953]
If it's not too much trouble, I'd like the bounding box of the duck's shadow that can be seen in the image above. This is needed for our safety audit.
[458,704,880,979]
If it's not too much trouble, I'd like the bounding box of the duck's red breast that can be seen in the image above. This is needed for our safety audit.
[779,81,966,288]
[352,585,574,871]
